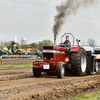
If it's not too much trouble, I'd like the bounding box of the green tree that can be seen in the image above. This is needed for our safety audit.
[41,39,53,45]
[3,40,12,47]
[30,43,38,49]
[21,44,30,49]
[10,41,15,46]
[37,39,53,50]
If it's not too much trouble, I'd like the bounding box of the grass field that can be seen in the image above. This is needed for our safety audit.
[67,91,100,100]
[0,59,42,69]
[0,63,32,69]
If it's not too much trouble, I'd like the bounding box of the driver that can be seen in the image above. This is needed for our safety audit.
[64,36,71,56]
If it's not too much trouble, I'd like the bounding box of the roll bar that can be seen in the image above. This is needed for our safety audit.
[61,33,75,46]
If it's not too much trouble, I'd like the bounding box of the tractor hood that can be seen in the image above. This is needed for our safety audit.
[43,45,66,61]
[43,45,66,52]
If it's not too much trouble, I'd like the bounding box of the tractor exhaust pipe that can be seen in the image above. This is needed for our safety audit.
[54,35,56,46]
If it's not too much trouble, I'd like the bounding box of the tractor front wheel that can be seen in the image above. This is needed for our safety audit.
[56,61,65,78]
[33,68,41,77]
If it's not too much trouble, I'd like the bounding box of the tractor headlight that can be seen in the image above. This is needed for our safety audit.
[44,57,47,60]
[50,58,53,60]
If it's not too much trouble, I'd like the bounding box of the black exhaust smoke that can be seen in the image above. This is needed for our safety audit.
[53,0,98,46]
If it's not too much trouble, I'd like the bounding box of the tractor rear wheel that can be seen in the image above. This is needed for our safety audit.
[70,48,87,76]
[95,61,99,74]
[33,68,41,77]
[56,61,65,78]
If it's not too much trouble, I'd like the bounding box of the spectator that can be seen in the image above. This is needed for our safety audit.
[38,53,40,56]
[8,52,10,55]
[11,52,13,55]
[0,48,3,62]
[31,52,34,55]
[26,52,28,55]
[21,51,25,55]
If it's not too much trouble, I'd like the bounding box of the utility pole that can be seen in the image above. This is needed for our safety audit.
[0,39,2,48]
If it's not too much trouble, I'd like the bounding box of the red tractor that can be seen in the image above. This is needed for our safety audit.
[33,33,100,78]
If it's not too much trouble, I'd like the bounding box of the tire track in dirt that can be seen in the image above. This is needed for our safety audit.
[0,72,25,76]
[0,72,33,81]
[0,74,100,100]
[0,67,100,100]
[0,67,33,81]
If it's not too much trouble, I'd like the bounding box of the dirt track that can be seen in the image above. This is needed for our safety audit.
[0,67,100,100]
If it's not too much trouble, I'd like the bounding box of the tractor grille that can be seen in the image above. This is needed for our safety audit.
[43,53,53,60]
[43,46,53,50]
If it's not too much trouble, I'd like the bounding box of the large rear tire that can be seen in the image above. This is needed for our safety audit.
[56,62,65,78]
[70,48,87,76]
[33,68,41,77]
[95,61,99,74]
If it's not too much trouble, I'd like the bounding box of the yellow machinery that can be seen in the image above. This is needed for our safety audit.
[26,46,33,52]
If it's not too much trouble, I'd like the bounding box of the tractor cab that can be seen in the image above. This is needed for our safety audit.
[58,33,75,56]
[59,33,75,46]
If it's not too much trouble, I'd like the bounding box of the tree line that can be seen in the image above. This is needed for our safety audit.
[0,39,53,50]
[0,38,97,50]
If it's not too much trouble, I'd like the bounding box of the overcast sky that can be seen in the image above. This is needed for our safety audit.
[0,0,100,45]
